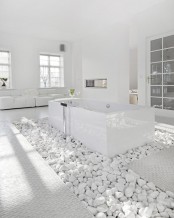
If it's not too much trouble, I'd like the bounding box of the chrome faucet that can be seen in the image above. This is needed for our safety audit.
[106,104,110,108]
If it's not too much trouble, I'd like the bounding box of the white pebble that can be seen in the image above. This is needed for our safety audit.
[125,173,135,183]
[124,186,134,198]
[96,212,106,218]
[137,179,146,187]
[87,206,97,215]
[94,196,106,206]
[98,186,106,193]
[97,204,108,213]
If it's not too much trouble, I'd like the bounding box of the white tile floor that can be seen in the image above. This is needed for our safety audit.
[0,120,92,218]
[0,106,48,122]
[156,115,174,126]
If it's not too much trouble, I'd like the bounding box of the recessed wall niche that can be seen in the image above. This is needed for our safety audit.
[85,79,107,88]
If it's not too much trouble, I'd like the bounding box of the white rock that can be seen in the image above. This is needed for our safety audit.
[48,159,57,165]
[88,198,93,206]
[91,183,97,191]
[86,172,92,178]
[86,189,94,198]
[139,206,153,218]
[78,194,85,201]
[87,206,97,215]
[106,198,117,207]
[125,211,136,218]
[166,191,174,198]
[150,191,159,199]
[96,212,107,218]
[110,204,117,212]
[160,211,170,217]
[142,184,149,190]
[124,186,134,198]
[158,192,167,200]
[135,187,141,194]
[81,201,88,207]
[105,189,112,196]
[115,191,123,199]
[107,174,116,182]
[157,203,165,213]
[118,178,126,184]
[147,182,156,190]
[137,179,146,187]
[98,186,106,193]
[41,152,48,158]
[78,183,86,189]
[73,180,79,186]
[116,183,125,192]
[125,173,135,183]
[122,205,131,214]
[137,193,147,202]
[69,175,76,182]
[79,188,85,194]
[94,196,106,206]
[97,204,108,212]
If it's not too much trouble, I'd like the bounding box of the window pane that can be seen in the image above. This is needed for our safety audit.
[150,38,162,51]
[50,67,59,73]
[163,98,174,110]
[151,63,162,74]
[51,77,61,87]
[151,97,162,109]
[0,66,9,77]
[40,55,49,66]
[40,54,64,88]
[163,48,174,61]
[150,75,162,85]
[0,51,9,64]
[163,61,174,73]
[151,86,162,97]
[40,67,49,88]
[163,86,174,98]
[163,74,174,85]
[151,50,162,62]
[0,51,10,88]
[50,56,60,66]
[163,35,174,49]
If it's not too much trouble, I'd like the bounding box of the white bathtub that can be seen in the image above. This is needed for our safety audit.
[49,99,155,157]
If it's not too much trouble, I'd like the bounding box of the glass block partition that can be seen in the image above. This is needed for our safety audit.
[150,35,174,110]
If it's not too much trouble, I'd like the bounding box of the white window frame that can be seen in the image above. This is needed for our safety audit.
[39,53,64,88]
[147,31,174,112]
[0,50,12,88]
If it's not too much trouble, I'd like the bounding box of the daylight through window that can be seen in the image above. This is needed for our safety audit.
[40,54,64,88]
[0,51,11,88]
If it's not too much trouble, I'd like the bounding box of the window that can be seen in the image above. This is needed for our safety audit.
[149,34,174,110]
[0,51,11,88]
[40,54,64,88]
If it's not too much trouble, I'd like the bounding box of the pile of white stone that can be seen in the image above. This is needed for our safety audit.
[14,118,174,218]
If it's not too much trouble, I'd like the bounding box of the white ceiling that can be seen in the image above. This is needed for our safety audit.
[0,0,164,41]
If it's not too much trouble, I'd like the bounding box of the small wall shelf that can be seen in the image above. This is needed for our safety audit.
[85,79,107,88]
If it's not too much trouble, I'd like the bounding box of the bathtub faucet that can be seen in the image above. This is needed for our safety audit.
[106,104,110,108]
[60,102,67,138]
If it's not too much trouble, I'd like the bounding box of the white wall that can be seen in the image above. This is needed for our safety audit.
[0,32,73,90]
[73,24,129,103]
[131,0,174,107]
[72,41,83,94]
[129,24,138,90]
